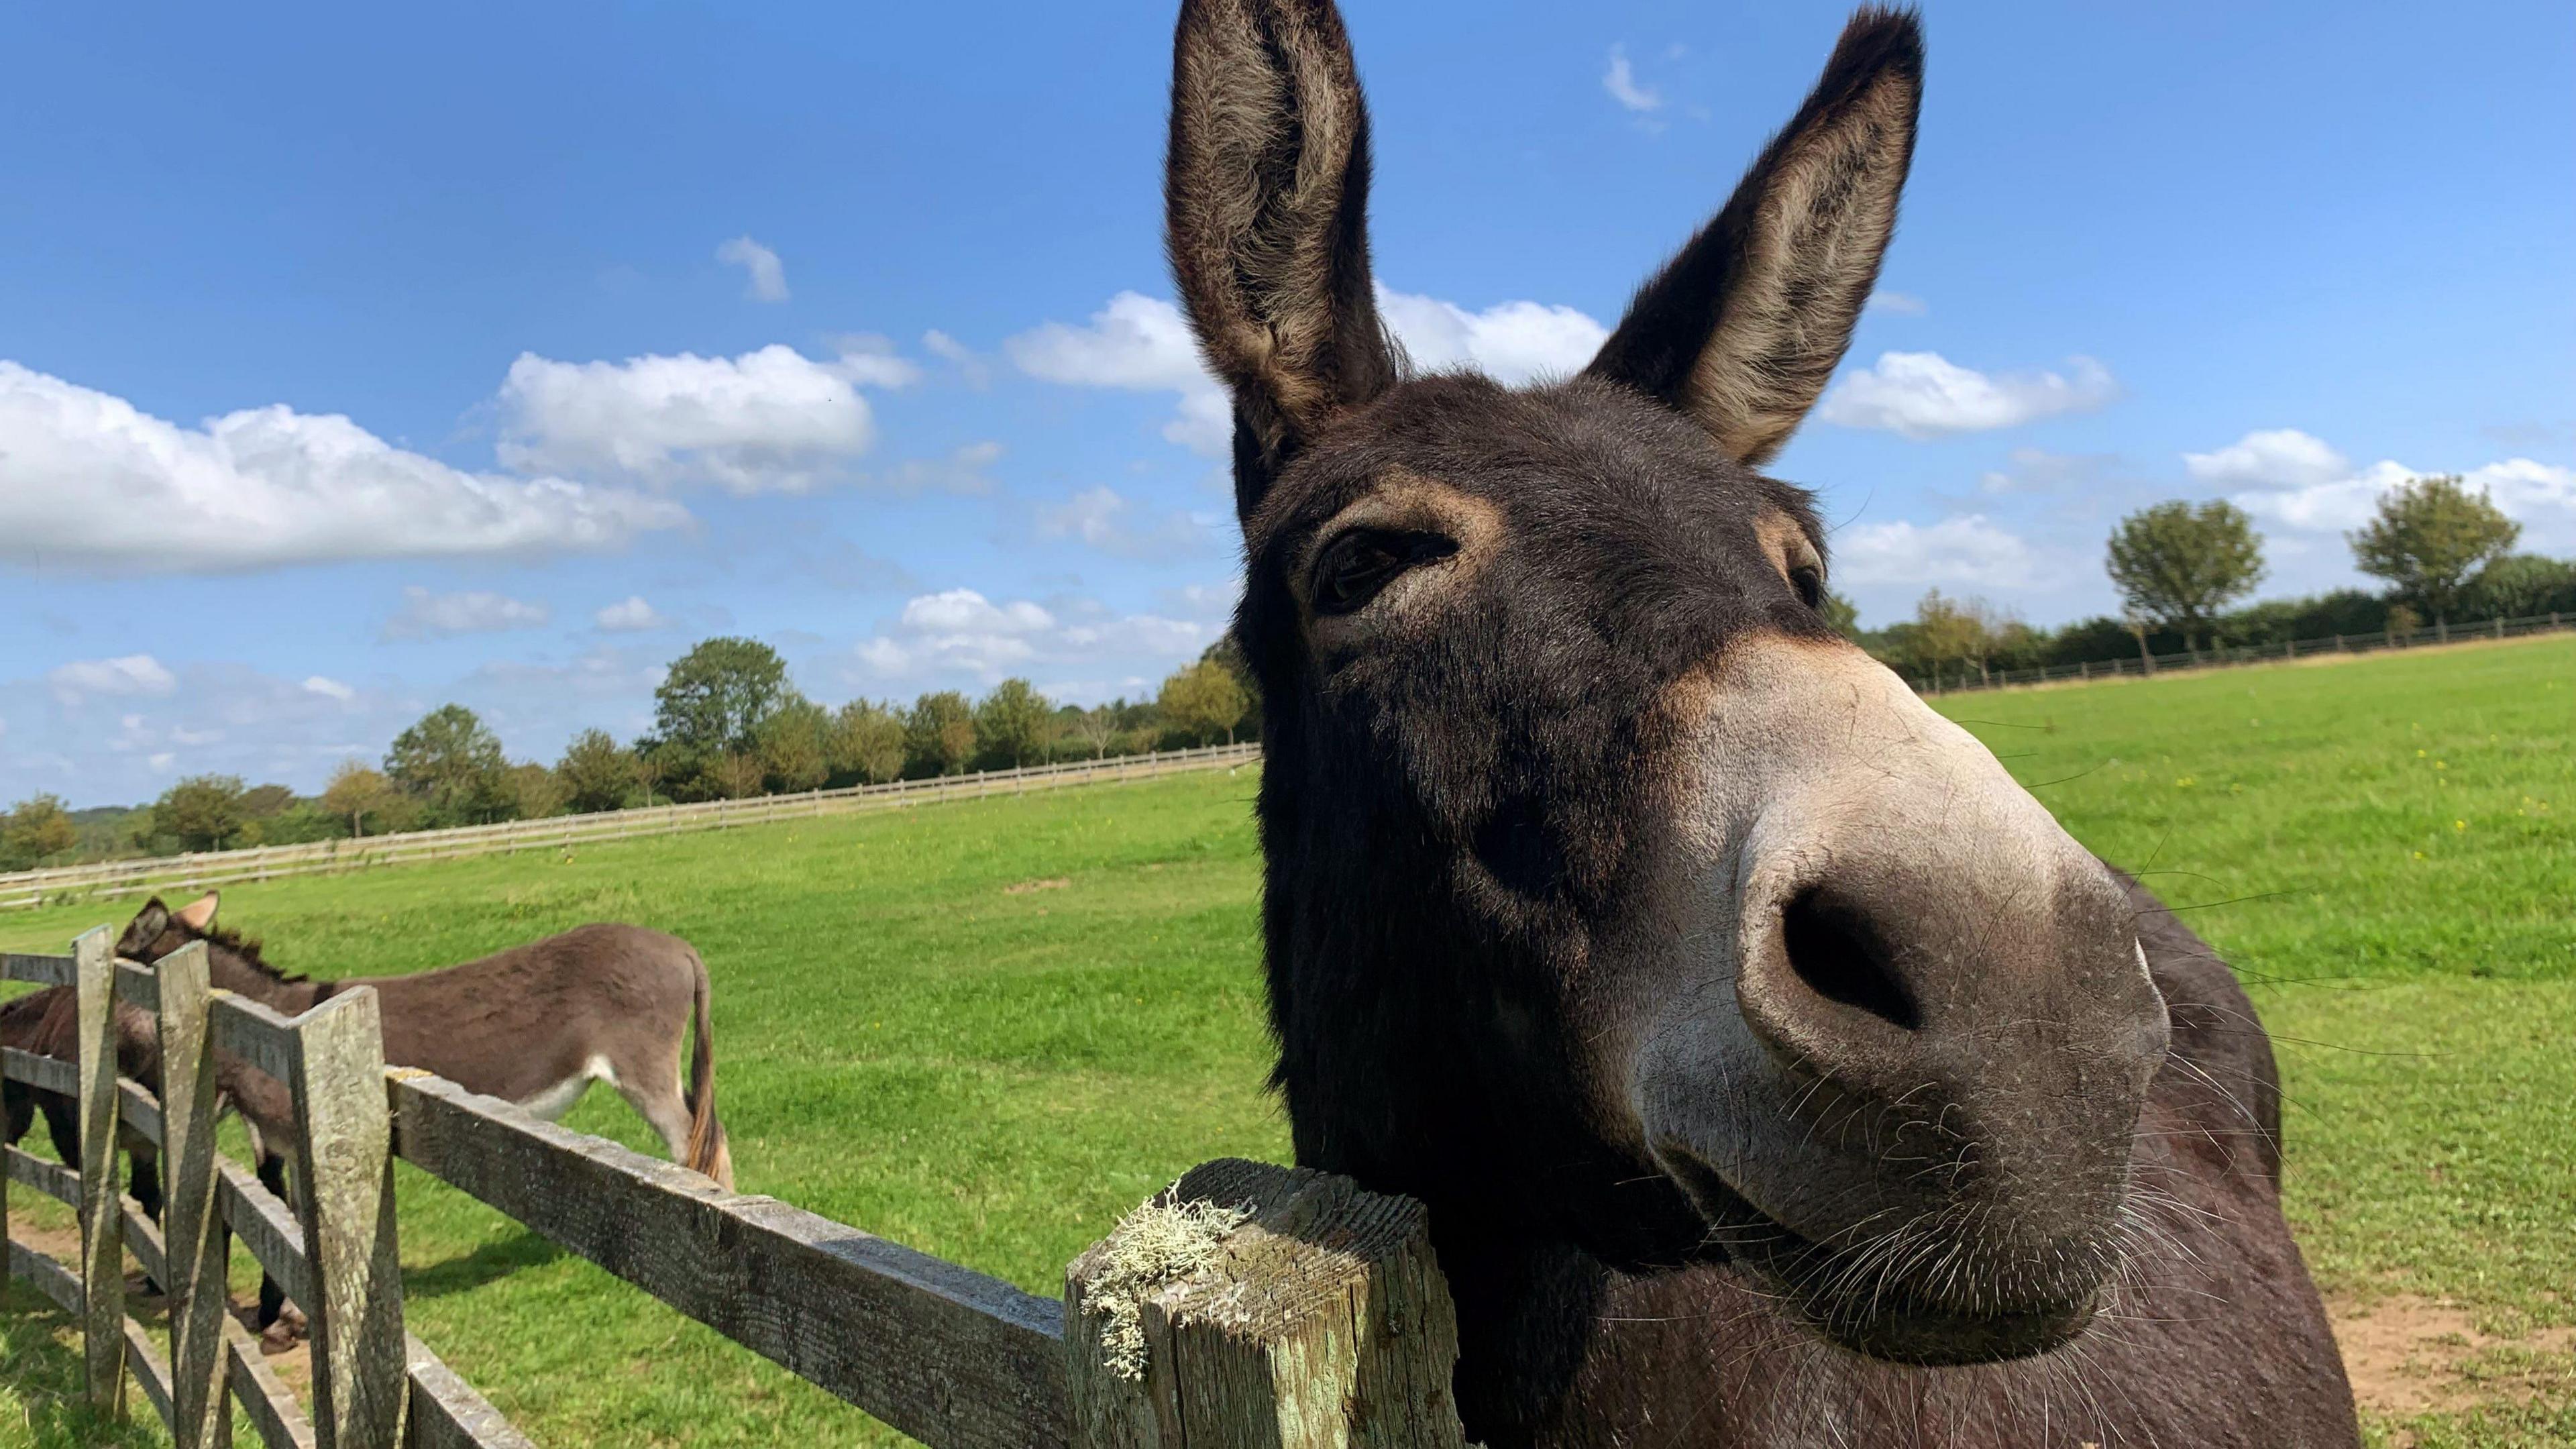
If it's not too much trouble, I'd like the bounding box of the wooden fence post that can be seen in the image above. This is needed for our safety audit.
[73,925,126,1416]
[1065,1159,1466,1449]
[286,987,409,1448]
[155,942,231,1448]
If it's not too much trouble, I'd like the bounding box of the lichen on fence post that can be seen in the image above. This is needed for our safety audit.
[1064,1158,1467,1449]
[154,941,232,1448]
[285,987,409,1448]
[73,925,127,1415]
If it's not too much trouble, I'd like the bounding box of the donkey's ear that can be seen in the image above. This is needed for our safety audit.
[119,898,171,955]
[1167,0,1398,517]
[1587,8,1922,467]
[175,891,219,931]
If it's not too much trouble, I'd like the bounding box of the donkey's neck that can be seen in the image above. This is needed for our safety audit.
[205,945,329,1015]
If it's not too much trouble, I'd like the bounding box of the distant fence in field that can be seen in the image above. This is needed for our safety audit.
[1913,608,2573,696]
[0,742,1267,914]
[4,928,1468,1448]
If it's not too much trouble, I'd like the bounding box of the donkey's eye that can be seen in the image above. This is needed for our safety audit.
[1313,529,1457,615]
[1790,564,1826,611]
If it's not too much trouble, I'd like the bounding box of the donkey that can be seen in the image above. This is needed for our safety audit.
[117,894,733,1193]
[1162,3,2358,1444]
[1,985,168,1229]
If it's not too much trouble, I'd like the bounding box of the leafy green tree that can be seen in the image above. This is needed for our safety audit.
[1159,659,1248,744]
[973,679,1056,768]
[156,775,250,852]
[506,762,567,819]
[709,753,767,800]
[1907,590,1987,689]
[2106,500,2266,651]
[756,696,833,792]
[1197,634,1262,741]
[654,637,791,753]
[1,794,78,869]
[2349,476,2523,625]
[828,700,908,784]
[903,692,977,776]
[556,730,640,813]
[385,704,515,825]
[2462,553,2576,621]
[321,760,407,837]
[1064,704,1118,760]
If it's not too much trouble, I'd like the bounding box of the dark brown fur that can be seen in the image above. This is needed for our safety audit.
[1164,3,2358,1444]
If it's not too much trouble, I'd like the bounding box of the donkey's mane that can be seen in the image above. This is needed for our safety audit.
[195,922,311,984]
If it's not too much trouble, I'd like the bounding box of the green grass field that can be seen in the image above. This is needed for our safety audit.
[3,633,2569,1447]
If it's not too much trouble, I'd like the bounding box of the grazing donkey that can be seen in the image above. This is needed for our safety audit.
[1,985,168,1228]
[116,894,733,1193]
[1163,3,2358,1444]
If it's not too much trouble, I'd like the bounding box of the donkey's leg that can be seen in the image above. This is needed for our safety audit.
[127,1138,166,1294]
[35,1089,77,1165]
[607,1059,698,1170]
[252,1139,302,1337]
[3,1080,30,1146]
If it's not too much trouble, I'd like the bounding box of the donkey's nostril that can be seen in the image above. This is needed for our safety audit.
[1780,888,1921,1032]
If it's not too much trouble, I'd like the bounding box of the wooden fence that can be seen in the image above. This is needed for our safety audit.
[1913,608,2573,696]
[1,743,1266,913]
[1,928,1467,1448]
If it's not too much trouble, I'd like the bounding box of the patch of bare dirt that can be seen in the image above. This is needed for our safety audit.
[1003,877,1071,895]
[2331,1293,2576,1417]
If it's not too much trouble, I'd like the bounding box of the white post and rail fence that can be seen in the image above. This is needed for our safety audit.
[1,743,1267,914]
[1912,607,2572,695]
[2,926,1471,1448]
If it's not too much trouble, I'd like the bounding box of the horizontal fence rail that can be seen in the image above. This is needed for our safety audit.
[4,924,1470,1448]
[1909,608,2571,696]
[1,742,1266,912]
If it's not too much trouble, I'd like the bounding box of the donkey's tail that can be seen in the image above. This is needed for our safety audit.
[682,949,733,1190]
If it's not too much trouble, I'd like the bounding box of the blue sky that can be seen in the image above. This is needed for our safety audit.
[3,1,2569,806]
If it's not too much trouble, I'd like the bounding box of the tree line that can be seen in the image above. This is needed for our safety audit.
[1855,474,2567,690]
[0,639,1257,870]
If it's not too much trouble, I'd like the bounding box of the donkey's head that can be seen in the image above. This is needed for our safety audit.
[116,892,222,961]
[1171,1,2169,1365]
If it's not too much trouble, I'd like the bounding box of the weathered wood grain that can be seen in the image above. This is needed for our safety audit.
[74,926,127,1415]
[1064,1159,1467,1449]
[157,941,234,1449]
[284,987,409,1448]
[405,1335,535,1449]
[210,991,304,1087]
[9,1234,84,1313]
[1,1044,76,1094]
[115,958,162,1010]
[388,1072,1071,1449]
[1,950,74,986]
[7,1141,80,1205]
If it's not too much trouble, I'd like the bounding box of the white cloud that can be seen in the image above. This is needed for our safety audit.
[1818,352,2118,438]
[1374,286,1609,384]
[0,362,688,574]
[1832,515,2044,590]
[2183,428,2349,490]
[1036,486,1212,559]
[2229,449,2576,546]
[1008,288,1609,456]
[1603,45,1663,113]
[593,595,670,632]
[716,235,789,303]
[1005,291,1230,454]
[302,676,355,701]
[496,343,910,492]
[850,588,1218,692]
[1977,447,2116,496]
[48,654,178,704]
[383,586,551,640]
[1866,290,1927,317]
[921,329,992,388]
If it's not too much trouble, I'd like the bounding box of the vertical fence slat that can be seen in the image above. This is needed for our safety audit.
[74,926,127,1415]
[286,987,409,1448]
[156,941,233,1448]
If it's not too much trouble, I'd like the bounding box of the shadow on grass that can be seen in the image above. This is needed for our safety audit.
[407,1230,566,1302]
[0,1282,168,1448]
